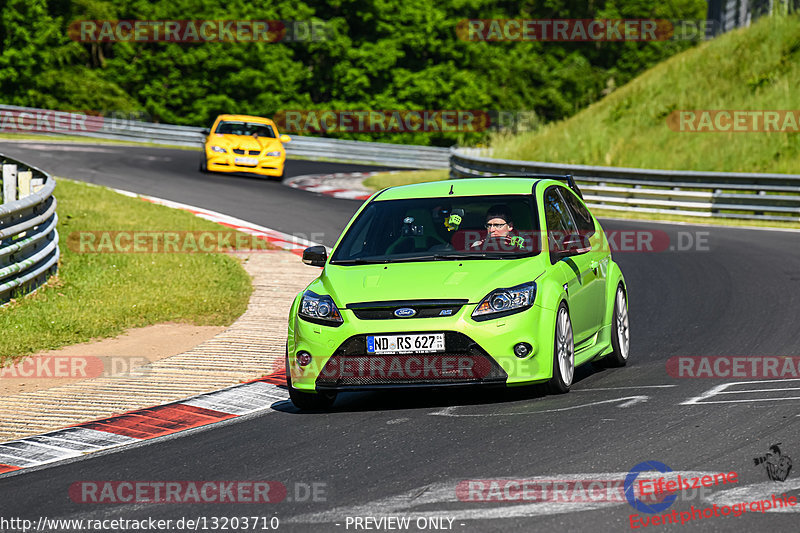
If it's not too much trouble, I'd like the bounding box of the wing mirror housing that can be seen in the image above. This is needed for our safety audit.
[553,233,591,259]
[302,245,327,267]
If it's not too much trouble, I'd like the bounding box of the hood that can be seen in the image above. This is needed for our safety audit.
[212,134,283,152]
[314,257,546,307]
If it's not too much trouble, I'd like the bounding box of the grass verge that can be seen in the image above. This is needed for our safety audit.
[490,15,800,174]
[0,178,268,364]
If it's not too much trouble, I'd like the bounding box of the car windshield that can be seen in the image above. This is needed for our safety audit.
[330,195,540,264]
[215,121,276,138]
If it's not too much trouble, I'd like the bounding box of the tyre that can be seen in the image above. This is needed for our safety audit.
[602,284,630,367]
[548,303,574,394]
[198,155,208,173]
[285,353,337,410]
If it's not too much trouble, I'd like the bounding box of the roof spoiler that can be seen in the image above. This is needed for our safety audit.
[494,173,583,200]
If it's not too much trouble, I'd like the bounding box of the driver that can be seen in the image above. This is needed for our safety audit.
[471,205,517,249]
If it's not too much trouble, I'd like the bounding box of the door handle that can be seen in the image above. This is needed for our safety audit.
[590,260,599,274]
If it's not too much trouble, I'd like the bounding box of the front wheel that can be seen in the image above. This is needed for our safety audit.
[548,303,574,394]
[603,285,630,367]
[288,385,337,410]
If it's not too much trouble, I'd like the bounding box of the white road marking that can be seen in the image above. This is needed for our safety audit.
[288,472,718,523]
[681,379,800,405]
[702,479,800,513]
[180,381,288,415]
[574,385,676,391]
[430,396,649,417]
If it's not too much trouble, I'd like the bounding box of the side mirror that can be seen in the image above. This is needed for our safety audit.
[302,245,327,267]
[552,233,591,259]
[280,134,292,143]
[202,128,210,136]
[561,234,591,257]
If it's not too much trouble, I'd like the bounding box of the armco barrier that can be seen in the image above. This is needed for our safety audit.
[450,148,800,223]
[0,104,450,170]
[0,154,59,304]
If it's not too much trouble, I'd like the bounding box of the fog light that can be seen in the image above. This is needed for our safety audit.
[297,351,312,366]
[514,343,532,358]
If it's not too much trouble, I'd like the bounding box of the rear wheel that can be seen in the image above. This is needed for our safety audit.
[602,285,630,367]
[548,303,574,394]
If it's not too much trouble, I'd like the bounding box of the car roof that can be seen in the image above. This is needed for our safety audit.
[214,114,276,124]
[375,177,567,201]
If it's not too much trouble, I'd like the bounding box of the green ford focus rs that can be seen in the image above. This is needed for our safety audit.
[286,176,629,409]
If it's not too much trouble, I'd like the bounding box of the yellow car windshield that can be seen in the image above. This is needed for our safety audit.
[215,121,276,138]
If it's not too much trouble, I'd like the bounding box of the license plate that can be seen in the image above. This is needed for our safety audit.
[366,334,445,354]
[235,157,258,166]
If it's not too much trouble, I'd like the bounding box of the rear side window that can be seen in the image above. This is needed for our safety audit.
[561,188,595,237]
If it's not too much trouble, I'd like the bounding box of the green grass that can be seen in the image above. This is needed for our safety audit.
[0,132,200,151]
[363,169,449,190]
[491,15,800,175]
[0,178,257,364]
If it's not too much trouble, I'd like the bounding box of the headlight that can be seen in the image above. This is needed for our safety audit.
[265,150,282,157]
[472,282,536,321]
[211,146,227,153]
[299,291,343,326]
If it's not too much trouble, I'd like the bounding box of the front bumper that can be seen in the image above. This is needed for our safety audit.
[288,303,557,392]
[206,151,285,177]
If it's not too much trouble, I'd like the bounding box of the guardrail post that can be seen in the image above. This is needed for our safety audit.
[2,164,17,204]
[18,171,32,198]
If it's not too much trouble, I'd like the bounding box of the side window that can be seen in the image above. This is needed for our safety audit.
[561,188,595,238]
[543,187,577,236]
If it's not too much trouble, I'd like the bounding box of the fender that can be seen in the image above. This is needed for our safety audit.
[602,259,627,327]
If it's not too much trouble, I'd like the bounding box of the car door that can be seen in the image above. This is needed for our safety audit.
[543,185,601,344]
[560,187,607,337]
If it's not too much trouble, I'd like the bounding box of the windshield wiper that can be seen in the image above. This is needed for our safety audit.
[329,258,391,265]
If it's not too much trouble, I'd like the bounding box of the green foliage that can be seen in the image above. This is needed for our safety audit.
[0,0,706,145]
[491,15,800,174]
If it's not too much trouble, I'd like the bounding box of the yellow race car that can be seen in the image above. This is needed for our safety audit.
[200,114,292,178]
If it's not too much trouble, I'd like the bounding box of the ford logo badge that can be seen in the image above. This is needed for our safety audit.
[394,307,417,318]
